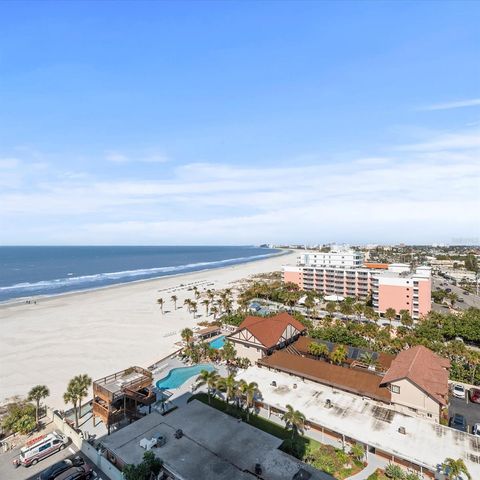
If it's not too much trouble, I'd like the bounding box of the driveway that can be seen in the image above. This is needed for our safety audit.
[0,443,109,480]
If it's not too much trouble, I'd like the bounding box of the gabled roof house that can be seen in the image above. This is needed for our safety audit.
[228,312,306,363]
[380,345,450,419]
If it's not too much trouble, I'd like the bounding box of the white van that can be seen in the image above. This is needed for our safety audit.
[14,431,68,467]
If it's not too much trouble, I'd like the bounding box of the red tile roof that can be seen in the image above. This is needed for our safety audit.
[380,345,450,406]
[237,312,306,349]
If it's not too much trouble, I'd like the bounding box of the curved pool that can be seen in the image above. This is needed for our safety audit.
[156,364,215,390]
[209,335,226,349]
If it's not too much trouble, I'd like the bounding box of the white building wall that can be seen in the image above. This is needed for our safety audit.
[232,341,264,363]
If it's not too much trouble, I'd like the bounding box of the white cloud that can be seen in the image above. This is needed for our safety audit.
[1,127,479,244]
[105,151,169,164]
[421,98,480,111]
[0,157,21,169]
[396,129,480,151]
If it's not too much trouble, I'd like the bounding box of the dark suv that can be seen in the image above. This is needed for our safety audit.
[450,413,468,432]
[38,458,84,480]
[54,464,92,480]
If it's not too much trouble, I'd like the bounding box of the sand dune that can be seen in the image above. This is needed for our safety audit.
[0,251,296,408]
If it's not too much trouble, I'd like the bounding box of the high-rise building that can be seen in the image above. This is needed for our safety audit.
[283,256,431,319]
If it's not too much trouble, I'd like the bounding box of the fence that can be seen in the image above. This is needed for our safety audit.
[52,411,123,480]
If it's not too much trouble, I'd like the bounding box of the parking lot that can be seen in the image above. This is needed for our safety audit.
[449,392,480,434]
[0,442,108,480]
[432,275,480,310]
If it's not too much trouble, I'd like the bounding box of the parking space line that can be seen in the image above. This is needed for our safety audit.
[68,447,75,454]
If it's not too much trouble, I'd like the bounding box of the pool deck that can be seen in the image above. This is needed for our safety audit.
[151,357,228,406]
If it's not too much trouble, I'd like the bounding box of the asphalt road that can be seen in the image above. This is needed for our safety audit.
[0,443,108,480]
[432,275,480,310]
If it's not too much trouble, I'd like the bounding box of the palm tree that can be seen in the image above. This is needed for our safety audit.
[63,374,92,428]
[329,345,348,365]
[157,298,164,314]
[28,385,50,426]
[184,298,192,313]
[206,289,215,302]
[238,381,258,421]
[399,309,413,328]
[63,383,79,427]
[325,302,337,316]
[340,302,353,316]
[364,306,378,324]
[171,295,178,310]
[442,458,471,480]
[353,303,364,321]
[181,327,194,344]
[196,369,219,404]
[222,297,233,314]
[359,351,378,369]
[184,344,201,363]
[217,374,237,410]
[308,342,328,359]
[75,374,92,421]
[191,301,198,318]
[384,308,397,328]
[201,299,210,316]
[448,292,459,309]
[308,342,320,357]
[222,341,237,370]
[281,404,306,439]
[211,305,219,320]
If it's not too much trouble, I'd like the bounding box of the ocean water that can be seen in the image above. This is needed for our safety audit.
[0,246,280,303]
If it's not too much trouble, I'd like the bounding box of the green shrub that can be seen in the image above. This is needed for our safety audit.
[281,438,305,459]
[405,473,421,480]
[1,401,36,434]
[385,463,405,479]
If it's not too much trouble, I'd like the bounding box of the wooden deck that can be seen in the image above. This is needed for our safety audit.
[92,366,155,432]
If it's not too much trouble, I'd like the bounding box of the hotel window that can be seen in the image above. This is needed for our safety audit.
[391,385,400,394]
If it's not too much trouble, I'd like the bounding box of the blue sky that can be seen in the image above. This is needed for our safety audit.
[1,0,479,245]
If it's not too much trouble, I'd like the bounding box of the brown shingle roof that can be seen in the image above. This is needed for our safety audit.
[237,312,306,349]
[380,345,450,406]
[259,350,391,403]
[196,326,222,336]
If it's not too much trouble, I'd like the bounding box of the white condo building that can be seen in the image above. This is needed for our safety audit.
[297,247,364,269]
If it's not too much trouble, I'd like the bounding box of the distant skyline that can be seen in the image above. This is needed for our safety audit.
[1,1,479,245]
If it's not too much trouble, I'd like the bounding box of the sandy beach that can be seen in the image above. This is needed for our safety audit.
[0,251,296,408]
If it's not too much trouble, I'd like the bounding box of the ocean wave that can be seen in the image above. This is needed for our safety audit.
[0,252,278,293]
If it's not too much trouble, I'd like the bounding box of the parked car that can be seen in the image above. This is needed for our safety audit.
[446,288,452,293]
[464,291,470,295]
[38,458,84,480]
[452,384,466,399]
[13,432,69,467]
[54,464,92,480]
[473,424,480,437]
[469,388,480,404]
[450,413,468,432]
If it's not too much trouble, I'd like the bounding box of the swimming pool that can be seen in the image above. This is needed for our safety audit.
[209,335,226,349]
[156,364,214,390]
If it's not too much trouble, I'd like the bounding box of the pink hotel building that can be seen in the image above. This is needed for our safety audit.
[283,251,432,319]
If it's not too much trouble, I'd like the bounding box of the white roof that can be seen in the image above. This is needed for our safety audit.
[237,366,480,477]
[324,294,344,302]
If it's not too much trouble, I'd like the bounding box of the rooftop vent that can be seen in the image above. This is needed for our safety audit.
[398,426,406,435]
